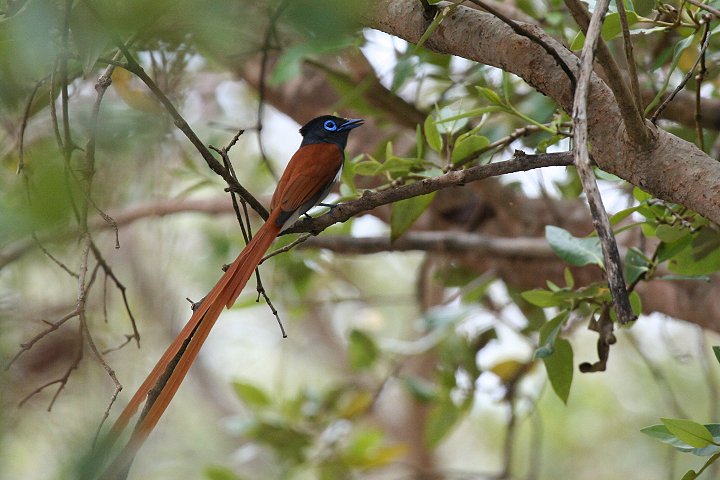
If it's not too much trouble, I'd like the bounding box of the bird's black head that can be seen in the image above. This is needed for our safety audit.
[299,115,364,149]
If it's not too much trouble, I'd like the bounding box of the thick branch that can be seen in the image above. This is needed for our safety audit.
[300,232,554,257]
[363,0,720,224]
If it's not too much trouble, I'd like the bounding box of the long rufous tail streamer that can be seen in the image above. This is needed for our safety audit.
[99,208,283,478]
[97,116,362,479]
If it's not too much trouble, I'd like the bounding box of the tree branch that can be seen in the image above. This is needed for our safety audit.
[299,231,554,257]
[283,151,574,235]
[563,0,652,147]
[572,0,634,324]
[363,0,720,225]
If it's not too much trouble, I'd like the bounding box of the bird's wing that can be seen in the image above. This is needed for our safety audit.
[271,142,343,214]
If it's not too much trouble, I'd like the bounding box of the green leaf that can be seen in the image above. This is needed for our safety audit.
[545,225,604,268]
[205,466,244,480]
[70,2,112,75]
[424,115,443,152]
[425,401,461,447]
[434,103,470,134]
[656,224,688,243]
[391,55,416,92]
[629,291,642,316]
[633,187,652,202]
[348,329,380,370]
[402,376,437,403]
[521,289,560,308]
[353,158,383,176]
[535,312,568,358]
[713,346,720,366]
[570,11,639,50]
[669,241,720,275]
[232,381,271,408]
[657,235,693,263]
[681,470,698,480]
[542,338,573,404]
[644,34,696,114]
[475,86,504,105]
[451,134,489,163]
[563,267,575,289]
[624,247,650,284]
[416,124,425,159]
[390,192,436,241]
[609,205,640,225]
[633,0,654,15]
[662,418,715,449]
[641,424,720,456]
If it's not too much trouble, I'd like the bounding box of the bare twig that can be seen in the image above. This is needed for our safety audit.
[284,151,575,235]
[685,0,720,18]
[16,80,44,174]
[616,0,643,114]
[467,0,577,92]
[651,20,712,124]
[80,307,123,446]
[298,231,554,257]
[210,133,287,338]
[89,241,141,348]
[32,234,79,278]
[85,61,121,247]
[80,0,268,220]
[6,309,80,370]
[571,0,635,325]
[695,15,710,151]
[18,325,83,410]
[255,0,291,180]
[263,233,314,261]
[564,0,652,148]
[454,123,571,168]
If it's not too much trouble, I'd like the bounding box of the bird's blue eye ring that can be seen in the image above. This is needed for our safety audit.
[323,120,337,131]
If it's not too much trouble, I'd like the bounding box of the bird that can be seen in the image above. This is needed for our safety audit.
[99,115,363,477]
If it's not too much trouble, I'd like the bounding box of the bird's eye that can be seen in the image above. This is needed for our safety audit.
[323,120,337,131]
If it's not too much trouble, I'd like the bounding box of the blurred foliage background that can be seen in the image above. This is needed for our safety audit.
[2,0,720,479]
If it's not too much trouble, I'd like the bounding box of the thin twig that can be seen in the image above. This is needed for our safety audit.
[210,133,287,337]
[283,151,575,235]
[80,0,268,220]
[16,79,44,174]
[255,0,291,180]
[467,0,577,92]
[17,326,83,410]
[6,309,79,370]
[454,123,571,168]
[564,0,652,147]
[616,0,643,114]
[694,15,710,151]
[651,19,712,124]
[685,0,720,18]
[298,231,555,257]
[85,60,121,247]
[89,241,141,349]
[263,233,313,261]
[32,233,79,278]
[80,306,123,446]
[571,0,635,325]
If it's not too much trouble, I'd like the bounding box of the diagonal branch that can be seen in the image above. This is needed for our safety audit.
[572,0,634,324]
[563,0,652,148]
[284,151,574,234]
[363,0,720,226]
